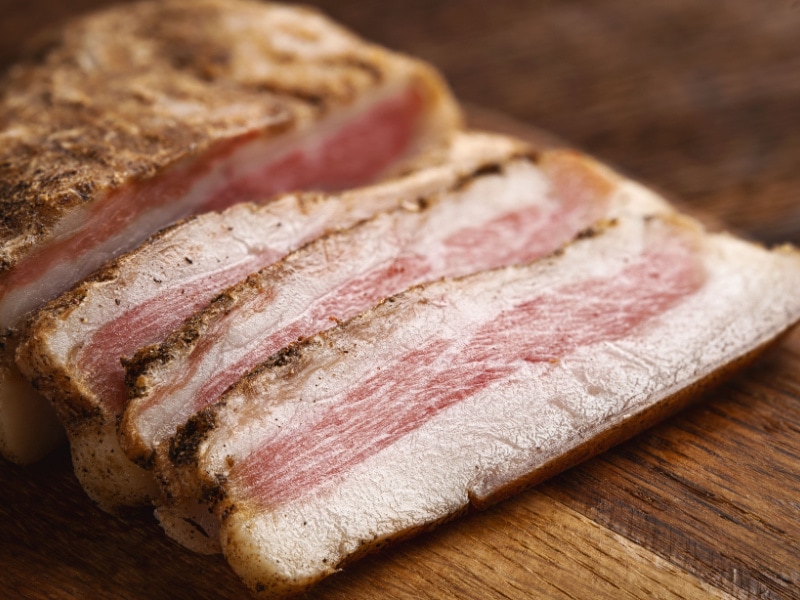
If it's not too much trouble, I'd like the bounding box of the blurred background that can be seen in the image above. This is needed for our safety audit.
[2,0,799,241]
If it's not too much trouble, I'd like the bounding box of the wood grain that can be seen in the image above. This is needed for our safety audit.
[316,492,736,600]
[544,337,800,600]
[2,1,800,599]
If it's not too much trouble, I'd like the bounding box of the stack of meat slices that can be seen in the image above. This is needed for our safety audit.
[6,2,800,600]
[20,130,800,596]
[0,0,460,464]
[19,131,531,510]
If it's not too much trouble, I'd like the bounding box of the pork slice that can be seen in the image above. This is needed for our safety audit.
[16,133,528,510]
[1,0,460,464]
[161,215,800,597]
[119,148,670,550]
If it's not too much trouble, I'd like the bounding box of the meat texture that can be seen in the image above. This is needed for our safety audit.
[1,0,460,464]
[161,214,800,598]
[17,133,527,510]
[121,146,672,551]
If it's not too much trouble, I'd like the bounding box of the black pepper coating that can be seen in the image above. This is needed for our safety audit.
[0,0,457,276]
[169,406,219,467]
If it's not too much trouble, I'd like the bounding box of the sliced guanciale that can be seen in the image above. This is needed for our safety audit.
[121,145,671,551]
[1,0,461,464]
[161,214,800,598]
[16,133,528,511]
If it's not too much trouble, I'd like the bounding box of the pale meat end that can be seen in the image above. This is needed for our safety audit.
[70,422,160,508]
[16,133,528,510]
[1,0,462,465]
[161,216,800,597]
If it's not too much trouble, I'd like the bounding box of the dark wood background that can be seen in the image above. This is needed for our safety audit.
[2,1,800,599]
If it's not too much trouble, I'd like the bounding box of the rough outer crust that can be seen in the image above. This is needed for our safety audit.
[0,0,461,277]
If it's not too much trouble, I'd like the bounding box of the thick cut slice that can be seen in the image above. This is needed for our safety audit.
[162,215,800,598]
[17,133,527,510]
[1,0,460,464]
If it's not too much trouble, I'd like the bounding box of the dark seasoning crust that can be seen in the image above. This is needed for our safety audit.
[0,0,398,275]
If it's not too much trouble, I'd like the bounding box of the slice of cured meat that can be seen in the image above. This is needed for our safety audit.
[0,0,460,464]
[125,148,670,553]
[17,133,528,510]
[161,214,800,598]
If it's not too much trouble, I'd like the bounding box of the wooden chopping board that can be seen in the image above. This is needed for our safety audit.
[3,1,800,598]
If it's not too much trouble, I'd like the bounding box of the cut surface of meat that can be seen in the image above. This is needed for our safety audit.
[17,133,527,509]
[122,148,670,481]
[1,0,460,464]
[231,229,705,509]
[161,215,800,598]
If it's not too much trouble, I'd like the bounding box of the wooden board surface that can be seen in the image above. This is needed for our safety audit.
[2,2,800,599]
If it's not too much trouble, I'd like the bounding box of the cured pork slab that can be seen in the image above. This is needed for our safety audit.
[161,214,800,597]
[0,0,460,464]
[17,133,527,509]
